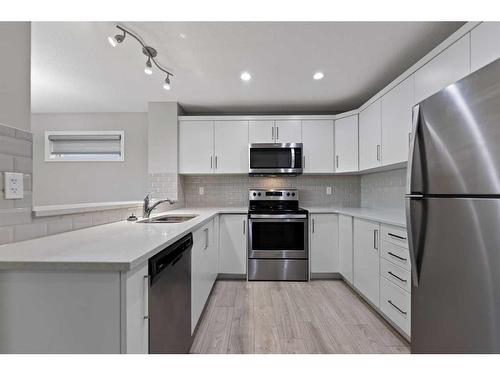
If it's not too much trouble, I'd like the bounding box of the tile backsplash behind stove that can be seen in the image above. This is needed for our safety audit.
[183,175,361,207]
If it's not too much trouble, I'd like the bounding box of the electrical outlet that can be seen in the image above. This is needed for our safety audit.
[199,187,205,195]
[326,186,332,195]
[4,172,24,199]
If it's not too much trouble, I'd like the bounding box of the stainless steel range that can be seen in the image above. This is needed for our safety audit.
[247,189,309,281]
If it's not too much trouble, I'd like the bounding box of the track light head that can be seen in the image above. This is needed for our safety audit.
[144,58,153,75]
[163,75,171,90]
[108,32,125,47]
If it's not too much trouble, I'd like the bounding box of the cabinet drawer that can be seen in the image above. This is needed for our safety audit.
[381,224,408,249]
[381,240,411,271]
[380,258,411,292]
[380,276,411,337]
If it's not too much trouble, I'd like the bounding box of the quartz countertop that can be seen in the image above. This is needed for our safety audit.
[0,206,403,272]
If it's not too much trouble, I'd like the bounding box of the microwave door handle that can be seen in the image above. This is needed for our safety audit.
[291,148,295,169]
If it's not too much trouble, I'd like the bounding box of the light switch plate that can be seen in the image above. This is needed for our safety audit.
[199,187,205,195]
[4,172,24,199]
[326,186,332,195]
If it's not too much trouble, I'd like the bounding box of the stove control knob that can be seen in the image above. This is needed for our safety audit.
[258,192,261,196]
[287,192,290,196]
[253,192,257,196]
[292,192,296,197]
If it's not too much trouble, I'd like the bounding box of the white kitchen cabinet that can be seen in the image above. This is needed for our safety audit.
[274,120,302,143]
[359,100,382,171]
[353,218,380,307]
[191,219,217,333]
[380,276,411,337]
[338,214,353,284]
[310,214,339,273]
[302,120,334,173]
[471,22,500,73]
[335,115,358,173]
[125,262,149,353]
[381,76,414,166]
[219,214,247,275]
[249,120,275,143]
[179,120,214,174]
[414,34,470,104]
[214,120,249,173]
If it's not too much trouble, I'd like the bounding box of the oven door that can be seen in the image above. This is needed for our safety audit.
[249,143,303,175]
[248,215,308,259]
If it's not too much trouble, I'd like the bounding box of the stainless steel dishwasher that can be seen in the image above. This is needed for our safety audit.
[148,233,193,354]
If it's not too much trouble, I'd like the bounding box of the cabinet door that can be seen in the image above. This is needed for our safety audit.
[310,214,339,273]
[219,214,247,274]
[275,120,302,143]
[471,22,500,73]
[353,218,380,307]
[414,34,470,103]
[249,120,275,143]
[214,120,249,173]
[338,214,353,284]
[125,262,149,353]
[359,100,382,171]
[179,120,214,174]
[302,120,334,173]
[335,115,359,172]
[381,76,414,166]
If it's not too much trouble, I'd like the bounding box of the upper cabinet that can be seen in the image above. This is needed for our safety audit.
[381,76,414,166]
[334,115,358,173]
[274,120,302,143]
[249,120,301,144]
[414,34,470,104]
[214,120,249,173]
[471,22,500,73]
[179,120,214,174]
[179,120,249,174]
[359,100,382,171]
[302,120,334,174]
[249,120,275,143]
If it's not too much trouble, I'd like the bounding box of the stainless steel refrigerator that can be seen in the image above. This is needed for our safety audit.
[407,58,500,353]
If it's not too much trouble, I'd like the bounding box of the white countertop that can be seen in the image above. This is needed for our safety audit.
[0,206,404,272]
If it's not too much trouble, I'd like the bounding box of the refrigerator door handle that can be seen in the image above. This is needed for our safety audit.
[407,105,420,195]
[406,195,423,287]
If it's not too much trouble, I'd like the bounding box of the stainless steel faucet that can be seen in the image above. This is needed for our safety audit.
[143,194,177,218]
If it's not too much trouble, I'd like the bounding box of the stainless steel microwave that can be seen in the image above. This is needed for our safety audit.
[249,143,303,176]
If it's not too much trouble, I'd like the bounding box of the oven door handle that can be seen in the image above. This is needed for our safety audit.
[249,214,308,219]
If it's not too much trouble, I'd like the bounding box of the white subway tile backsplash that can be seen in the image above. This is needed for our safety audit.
[360,168,406,211]
[0,135,32,157]
[14,156,32,173]
[14,191,32,208]
[14,129,33,141]
[0,226,14,245]
[71,214,93,230]
[0,208,32,226]
[14,222,48,242]
[0,126,16,138]
[23,174,32,191]
[47,218,73,235]
[0,153,14,171]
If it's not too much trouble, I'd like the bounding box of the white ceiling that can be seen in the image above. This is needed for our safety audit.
[31,21,465,114]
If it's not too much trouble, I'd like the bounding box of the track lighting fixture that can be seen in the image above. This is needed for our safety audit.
[144,58,153,75]
[108,24,174,89]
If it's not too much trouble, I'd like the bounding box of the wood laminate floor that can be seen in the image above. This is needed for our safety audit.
[190,280,410,354]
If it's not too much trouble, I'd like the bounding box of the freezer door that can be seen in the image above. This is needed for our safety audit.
[411,197,500,353]
[409,58,500,195]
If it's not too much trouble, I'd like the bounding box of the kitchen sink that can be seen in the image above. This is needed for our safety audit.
[137,214,198,224]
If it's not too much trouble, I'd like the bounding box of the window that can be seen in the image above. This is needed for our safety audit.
[45,131,125,162]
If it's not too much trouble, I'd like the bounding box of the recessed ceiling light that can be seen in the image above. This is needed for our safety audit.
[240,72,252,81]
[313,72,324,80]
[179,33,187,39]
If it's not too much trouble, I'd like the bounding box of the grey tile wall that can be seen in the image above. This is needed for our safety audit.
[147,172,185,212]
[360,168,407,211]
[183,175,361,208]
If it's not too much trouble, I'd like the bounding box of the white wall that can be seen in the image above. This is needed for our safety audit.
[32,113,148,205]
[0,22,31,130]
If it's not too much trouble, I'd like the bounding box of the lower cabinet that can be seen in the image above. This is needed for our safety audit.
[310,214,339,274]
[191,218,218,333]
[380,276,411,337]
[338,214,353,284]
[125,262,149,353]
[353,218,380,308]
[219,214,247,275]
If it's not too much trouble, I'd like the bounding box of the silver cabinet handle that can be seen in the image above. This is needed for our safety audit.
[336,155,339,169]
[204,228,209,249]
[215,156,218,169]
[388,251,407,262]
[243,219,246,235]
[376,145,381,161]
[388,271,407,283]
[210,156,213,170]
[276,126,279,140]
[388,232,406,240]
[143,275,150,320]
[388,300,407,315]
[271,126,274,141]
[312,219,315,233]
[303,155,305,169]
[373,229,379,250]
